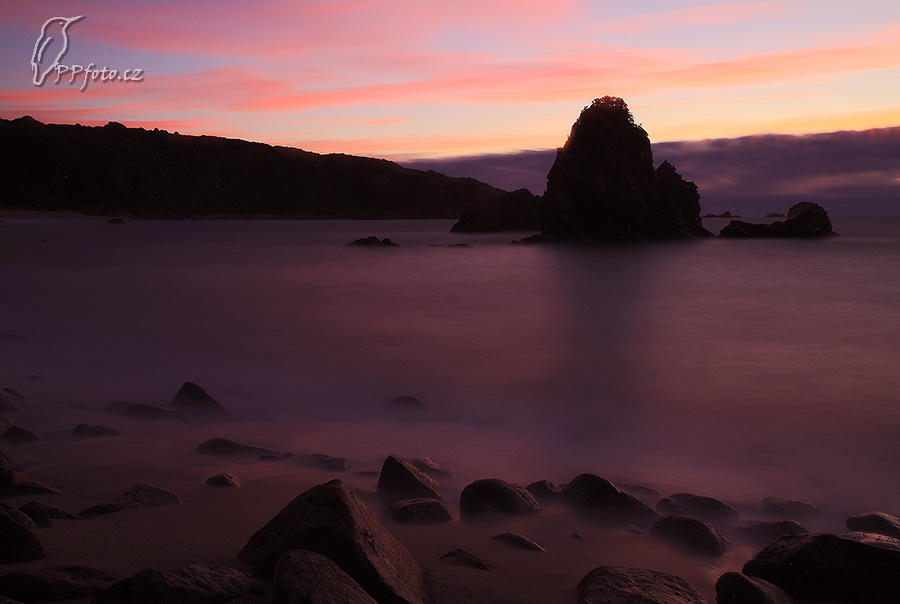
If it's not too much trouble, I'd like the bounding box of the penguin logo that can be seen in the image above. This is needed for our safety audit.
[32,16,84,86]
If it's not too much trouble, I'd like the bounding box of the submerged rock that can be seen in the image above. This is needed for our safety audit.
[733,519,808,545]
[762,496,821,519]
[576,565,707,604]
[459,478,540,518]
[195,438,281,459]
[168,382,233,420]
[108,401,178,420]
[299,453,352,471]
[439,549,489,571]
[18,501,81,524]
[0,390,27,413]
[562,474,659,527]
[92,564,265,604]
[411,456,453,478]
[656,492,740,525]
[238,479,424,604]
[79,483,183,516]
[377,454,442,503]
[491,532,545,551]
[73,424,123,438]
[540,97,710,241]
[390,498,452,524]
[205,473,242,488]
[845,511,900,539]
[650,514,731,559]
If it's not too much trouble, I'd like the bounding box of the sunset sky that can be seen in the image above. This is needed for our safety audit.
[2,1,899,159]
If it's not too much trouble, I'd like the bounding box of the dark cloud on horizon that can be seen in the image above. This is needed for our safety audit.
[402,127,900,216]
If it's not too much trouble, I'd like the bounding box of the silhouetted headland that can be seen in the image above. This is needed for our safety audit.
[0,116,529,219]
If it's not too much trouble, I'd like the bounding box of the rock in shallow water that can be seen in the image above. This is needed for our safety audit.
[238,479,423,604]
[576,565,707,604]
[562,474,658,527]
[459,478,540,518]
[92,564,265,604]
[0,426,40,446]
[377,454,442,503]
[18,501,81,524]
[390,498,451,524]
[846,511,900,539]
[491,532,545,551]
[168,381,234,420]
[650,514,731,559]
[195,438,281,459]
[205,473,242,488]
[656,492,740,525]
[73,424,122,438]
[79,483,183,516]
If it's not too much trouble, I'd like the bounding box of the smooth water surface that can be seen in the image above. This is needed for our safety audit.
[2,216,898,517]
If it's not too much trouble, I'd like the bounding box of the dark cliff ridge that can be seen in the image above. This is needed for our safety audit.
[0,116,526,219]
[538,97,711,241]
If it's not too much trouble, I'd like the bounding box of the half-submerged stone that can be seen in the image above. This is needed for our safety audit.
[168,381,234,420]
[377,454,442,503]
[459,478,540,518]
[562,473,659,527]
[238,479,424,604]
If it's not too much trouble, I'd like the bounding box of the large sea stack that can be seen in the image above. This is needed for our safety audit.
[539,97,710,241]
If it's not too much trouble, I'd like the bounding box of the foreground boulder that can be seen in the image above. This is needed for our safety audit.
[846,511,900,539]
[576,566,707,604]
[715,572,794,604]
[562,474,659,527]
[719,202,835,238]
[238,479,423,604]
[540,96,710,241]
[459,478,540,518]
[274,550,377,604]
[742,532,900,603]
[92,565,265,604]
[79,483,183,516]
[168,382,233,420]
[377,454,442,503]
[656,493,739,525]
[0,509,45,563]
[650,515,731,559]
[0,565,118,601]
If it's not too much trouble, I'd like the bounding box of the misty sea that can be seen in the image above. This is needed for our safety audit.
[2,215,898,521]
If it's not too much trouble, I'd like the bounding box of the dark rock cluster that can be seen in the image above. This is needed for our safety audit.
[719,201,837,238]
